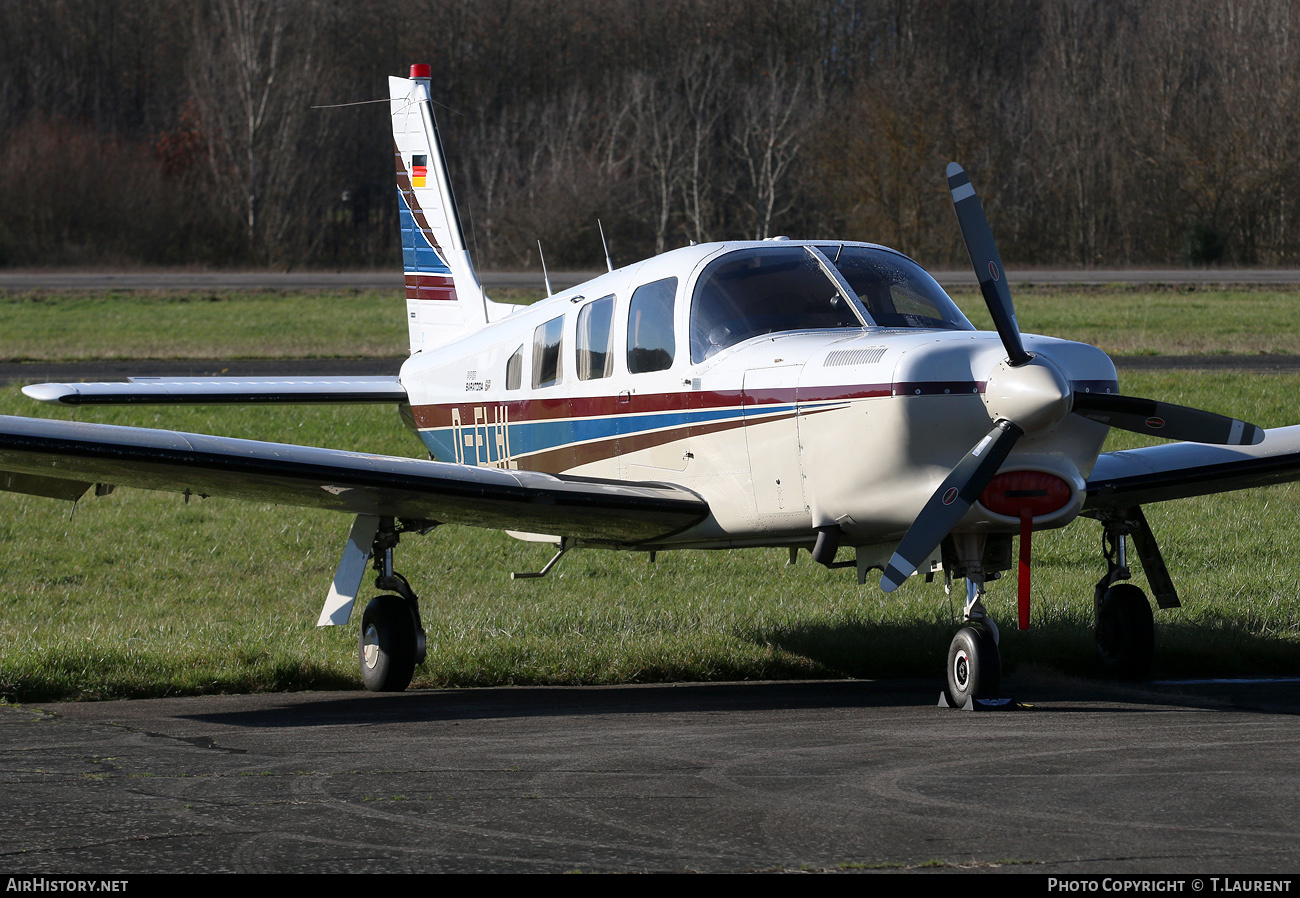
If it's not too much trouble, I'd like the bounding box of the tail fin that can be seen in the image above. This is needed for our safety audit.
[390,65,503,353]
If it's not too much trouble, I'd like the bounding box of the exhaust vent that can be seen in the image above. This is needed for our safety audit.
[824,346,887,367]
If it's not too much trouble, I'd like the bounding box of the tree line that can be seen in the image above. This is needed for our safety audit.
[0,0,1295,271]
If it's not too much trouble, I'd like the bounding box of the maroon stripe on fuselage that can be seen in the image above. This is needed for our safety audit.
[410,384,912,429]
[892,380,987,396]
[405,273,457,301]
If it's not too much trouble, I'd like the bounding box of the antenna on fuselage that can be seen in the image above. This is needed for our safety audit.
[537,240,553,297]
[598,219,613,273]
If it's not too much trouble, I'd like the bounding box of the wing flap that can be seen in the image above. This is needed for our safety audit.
[1085,424,1300,509]
[23,376,408,406]
[0,415,708,545]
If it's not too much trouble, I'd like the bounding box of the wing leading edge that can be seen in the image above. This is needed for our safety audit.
[0,415,708,545]
[23,376,408,406]
[1085,424,1300,510]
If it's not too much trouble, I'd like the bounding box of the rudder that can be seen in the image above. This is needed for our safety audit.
[390,65,497,353]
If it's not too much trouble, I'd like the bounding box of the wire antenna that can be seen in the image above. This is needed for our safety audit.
[598,219,613,273]
[538,240,554,297]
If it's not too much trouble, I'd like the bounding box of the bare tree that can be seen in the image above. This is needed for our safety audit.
[678,47,733,244]
[628,70,689,254]
[188,0,330,262]
[730,59,816,239]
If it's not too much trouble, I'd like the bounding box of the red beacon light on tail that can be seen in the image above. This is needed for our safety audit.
[410,64,431,79]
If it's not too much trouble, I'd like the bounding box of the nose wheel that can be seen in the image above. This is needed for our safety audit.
[944,623,1002,708]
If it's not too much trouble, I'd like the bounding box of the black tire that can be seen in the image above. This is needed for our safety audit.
[945,624,1001,707]
[359,595,417,692]
[1095,583,1155,679]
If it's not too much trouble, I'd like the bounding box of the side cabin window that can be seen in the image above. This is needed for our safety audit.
[531,315,564,389]
[576,294,615,380]
[689,247,863,363]
[627,277,677,374]
[505,345,523,390]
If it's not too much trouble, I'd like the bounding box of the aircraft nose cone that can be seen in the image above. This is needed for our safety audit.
[982,355,1072,434]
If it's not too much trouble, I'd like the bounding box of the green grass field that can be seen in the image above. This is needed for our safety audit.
[0,288,1298,702]
[0,284,1297,360]
[952,284,1300,356]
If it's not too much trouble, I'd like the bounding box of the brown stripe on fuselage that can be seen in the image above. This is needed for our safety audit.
[510,415,758,472]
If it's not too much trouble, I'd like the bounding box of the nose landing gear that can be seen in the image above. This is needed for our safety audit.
[939,565,1010,710]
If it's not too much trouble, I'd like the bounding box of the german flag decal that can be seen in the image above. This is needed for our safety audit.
[412,154,427,187]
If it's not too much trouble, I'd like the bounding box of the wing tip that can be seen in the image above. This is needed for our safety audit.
[21,383,77,405]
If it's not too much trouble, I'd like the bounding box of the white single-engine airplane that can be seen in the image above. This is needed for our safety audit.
[5,65,1300,706]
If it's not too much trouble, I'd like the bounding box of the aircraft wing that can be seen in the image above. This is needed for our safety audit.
[0,415,708,544]
[1084,424,1300,510]
[23,376,407,406]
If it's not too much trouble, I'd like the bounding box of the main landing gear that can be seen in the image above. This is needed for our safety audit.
[358,519,429,692]
[1091,510,1165,680]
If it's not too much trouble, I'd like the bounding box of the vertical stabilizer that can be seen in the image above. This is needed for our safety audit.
[390,66,496,353]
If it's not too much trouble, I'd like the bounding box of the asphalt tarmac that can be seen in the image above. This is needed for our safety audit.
[3,675,1300,874]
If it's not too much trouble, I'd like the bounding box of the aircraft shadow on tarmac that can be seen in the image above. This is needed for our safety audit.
[173,675,1300,730]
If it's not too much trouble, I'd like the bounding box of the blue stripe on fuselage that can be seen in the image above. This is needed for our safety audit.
[399,193,452,274]
[417,400,849,466]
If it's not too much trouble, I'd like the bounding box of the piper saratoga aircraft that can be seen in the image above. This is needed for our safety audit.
[5,65,1300,707]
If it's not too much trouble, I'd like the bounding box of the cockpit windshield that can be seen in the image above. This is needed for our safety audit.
[689,244,972,362]
[818,244,973,333]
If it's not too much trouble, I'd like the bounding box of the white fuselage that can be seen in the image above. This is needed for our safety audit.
[399,240,1115,553]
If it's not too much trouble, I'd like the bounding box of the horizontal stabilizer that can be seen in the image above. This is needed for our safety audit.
[23,376,407,406]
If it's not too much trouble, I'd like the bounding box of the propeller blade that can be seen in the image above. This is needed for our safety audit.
[1072,393,1263,445]
[947,163,1030,367]
[880,420,1023,593]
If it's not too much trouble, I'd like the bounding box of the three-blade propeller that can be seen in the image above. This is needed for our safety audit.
[879,163,1263,594]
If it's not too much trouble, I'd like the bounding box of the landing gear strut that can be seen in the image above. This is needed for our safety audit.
[357,518,429,692]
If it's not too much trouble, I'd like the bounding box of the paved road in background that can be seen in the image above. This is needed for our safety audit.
[3,268,1300,293]
[5,676,1300,873]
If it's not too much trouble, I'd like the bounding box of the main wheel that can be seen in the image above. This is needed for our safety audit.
[359,594,417,692]
[1095,583,1154,679]
[945,624,1001,707]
